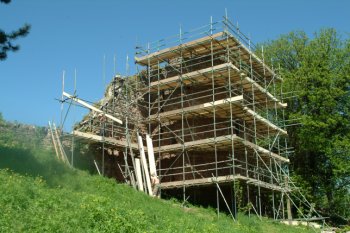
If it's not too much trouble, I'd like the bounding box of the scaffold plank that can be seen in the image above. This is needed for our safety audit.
[158,174,287,192]
[150,95,243,120]
[135,31,281,82]
[73,130,139,150]
[135,32,225,66]
[147,63,232,92]
[149,95,287,136]
[147,62,286,109]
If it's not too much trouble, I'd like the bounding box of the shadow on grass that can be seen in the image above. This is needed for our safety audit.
[0,145,72,186]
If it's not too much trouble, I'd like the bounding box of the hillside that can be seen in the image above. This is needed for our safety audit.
[0,117,313,232]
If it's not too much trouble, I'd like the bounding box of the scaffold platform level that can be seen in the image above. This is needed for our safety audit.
[73,130,139,150]
[153,134,289,163]
[135,31,281,82]
[149,96,287,136]
[135,32,225,65]
[159,174,289,192]
[147,63,286,109]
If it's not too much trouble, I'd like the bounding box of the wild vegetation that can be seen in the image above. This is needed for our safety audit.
[0,115,313,232]
[260,28,350,224]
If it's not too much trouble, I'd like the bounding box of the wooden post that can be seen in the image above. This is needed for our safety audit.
[137,132,153,196]
[135,158,144,192]
[146,134,157,177]
[53,122,69,164]
[146,134,159,196]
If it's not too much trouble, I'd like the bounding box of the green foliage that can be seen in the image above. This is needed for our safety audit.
[233,180,253,214]
[0,120,47,150]
[233,180,244,211]
[0,112,4,126]
[260,28,350,222]
[70,141,97,173]
[0,0,30,60]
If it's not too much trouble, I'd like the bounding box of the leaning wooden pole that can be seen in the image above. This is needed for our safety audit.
[62,91,122,124]
[48,121,60,160]
[53,122,70,165]
[94,160,102,175]
[137,132,153,196]
[146,134,157,177]
[135,158,144,192]
[146,134,159,195]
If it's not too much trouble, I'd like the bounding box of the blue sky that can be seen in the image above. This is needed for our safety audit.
[1,0,349,131]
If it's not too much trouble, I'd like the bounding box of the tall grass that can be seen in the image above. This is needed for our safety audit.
[0,120,314,232]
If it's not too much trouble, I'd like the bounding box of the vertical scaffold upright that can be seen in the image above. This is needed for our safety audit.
[135,16,291,219]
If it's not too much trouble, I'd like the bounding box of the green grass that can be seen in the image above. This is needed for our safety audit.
[0,170,314,233]
[0,149,314,233]
[0,120,314,232]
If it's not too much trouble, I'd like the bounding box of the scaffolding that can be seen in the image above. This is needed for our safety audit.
[57,15,326,227]
[132,16,291,218]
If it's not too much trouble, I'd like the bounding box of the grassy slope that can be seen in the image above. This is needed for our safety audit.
[0,123,313,232]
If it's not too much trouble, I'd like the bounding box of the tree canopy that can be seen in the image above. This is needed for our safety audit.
[0,0,30,60]
[261,28,350,222]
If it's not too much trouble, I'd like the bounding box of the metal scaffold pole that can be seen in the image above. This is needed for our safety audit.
[179,24,186,205]
[209,16,220,218]
[71,69,77,167]
[224,12,237,219]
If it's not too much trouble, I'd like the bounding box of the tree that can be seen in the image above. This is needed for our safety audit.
[0,112,4,126]
[260,29,350,222]
[0,0,30,60]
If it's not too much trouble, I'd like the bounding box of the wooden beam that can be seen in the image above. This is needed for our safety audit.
[135,158,144,192]
[72,130,139,150]
[146,134,157,178]
[48,121,60,160]
[137,133,153,196]
[94,160,101,175]
[63,91,123,124]
[158,174,288,192]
